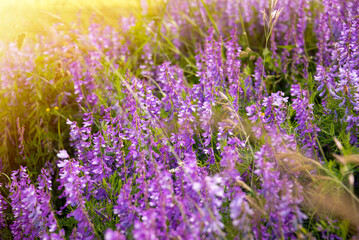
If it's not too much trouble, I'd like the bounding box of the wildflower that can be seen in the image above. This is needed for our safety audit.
[57,150,69,159]
[8,167,64,239]
[254,145,306,238]
[230,191,253,237]
[290,84,320,156]
[105,229,126,240]
[57,159,95,239]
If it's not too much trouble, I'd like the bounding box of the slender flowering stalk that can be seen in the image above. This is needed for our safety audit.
[254,144,306,239]
[57,159,97,239]
[230,190,253,238]
[290,84,320,157]
[8,166,34,239]
[36,168,65,239]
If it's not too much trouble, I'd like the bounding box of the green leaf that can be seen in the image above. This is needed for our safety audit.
[277,45,296,51]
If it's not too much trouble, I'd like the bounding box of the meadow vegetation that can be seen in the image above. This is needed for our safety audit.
[0,0,359,239]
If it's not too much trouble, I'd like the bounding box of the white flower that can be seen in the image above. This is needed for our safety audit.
[57,150,69,159]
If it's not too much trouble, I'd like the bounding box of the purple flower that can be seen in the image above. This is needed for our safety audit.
[230,191,253,237]
[8,167,65,239]
[254,145,306,238]
[290,84,320,157]
[57,159,95,239]
[114,180,137,232]
[105,229,126,240]
[253,57,267,98]
[8,166,35,239]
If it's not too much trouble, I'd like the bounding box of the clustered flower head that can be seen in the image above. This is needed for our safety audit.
[7,166,65,239]
[290,84,320,157]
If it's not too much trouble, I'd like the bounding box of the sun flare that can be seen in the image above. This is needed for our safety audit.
[0,0,141,42]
